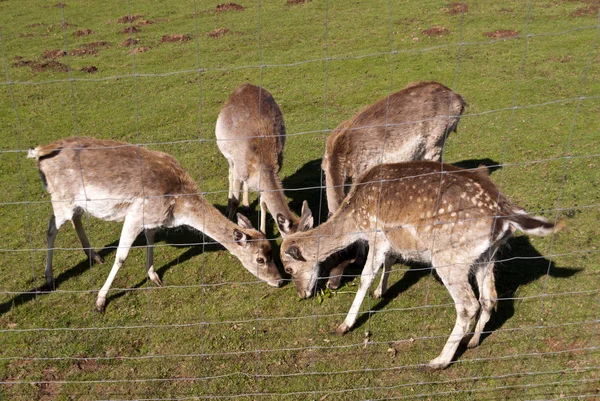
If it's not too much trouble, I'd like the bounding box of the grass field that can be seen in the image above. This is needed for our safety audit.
[0,0,599,399]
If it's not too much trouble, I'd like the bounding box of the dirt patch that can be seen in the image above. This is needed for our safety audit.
[53,2,66,7]
[117,15,143,24]
[70,48,97,56]
[75,358,100,372]
[43,49,66,59]
[137,19,154,25]
[216,3,245,12]
[133,46,152,54]
[36,367,60,401]
[120,38,139,47]
[74,28,93,36]
[500,8,514,12]
[208,28,230,38]
[81,66,98,73]
[443,2,468,15]
[161,34,191,43]
[34,61,68,72]
[287,0,311,4]
[120,26,141,34]
[483,29,520,39]
[422,26,450,36]
[26,23,47,28]
[19,33,36,38]
[571,5,600,16]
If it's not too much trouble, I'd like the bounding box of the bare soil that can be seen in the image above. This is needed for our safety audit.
[74,29,93,36]
[500,8,514,12]
[53,2,66,7]
[81,66,98,73]
[133,46,152,54]
[208,28,230,38]
[70,48,97,56]
[43,49,66,59]
[483,29,520,39]
[120,38,139,47]
[161,34,191,43]
[117,15,143,24]
[287,0,311,4]
[571,5,600,16]
[216,3,245,12]
[34,61,68,72]
[444,2,468,15]
[82,41,110,49]
[422,26,450,36]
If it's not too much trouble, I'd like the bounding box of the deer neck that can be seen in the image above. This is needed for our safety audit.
[175,195,244,257]
[305,210,361,262]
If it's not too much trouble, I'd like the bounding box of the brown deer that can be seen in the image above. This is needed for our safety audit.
[321,81,466,289]
[216,84,312,237]
[280,161,565,370]
[28,137,282,312]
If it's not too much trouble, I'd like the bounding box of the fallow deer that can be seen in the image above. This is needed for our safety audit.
[216,84,311,236]
[321,81,466,289]
[28,137,282,312]
[281,161,565,370]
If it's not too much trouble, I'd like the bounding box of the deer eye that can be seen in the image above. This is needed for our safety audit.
[256,258,265,265]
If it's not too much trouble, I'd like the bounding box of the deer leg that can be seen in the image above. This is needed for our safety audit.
[240,181,252,215]
[466,259,497,349]
[373,255,395,299]
[426,255,479,370]
[336,238,387,335]
[259,194,267,234]
[95,215,143,312]
[145,228,162,286]
[71,212,104,264]
[45,215,60,290]
[227,176,242,220]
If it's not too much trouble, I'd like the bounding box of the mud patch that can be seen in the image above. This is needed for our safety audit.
[161,34,191,43]
[81,66,98,73]
[70,48,97,56]
[133,46,152,54]
[43,49,66,59]
[74,28,93,36]
[216,3,245,12]
[120,38,139,47]
[117,15,143,24]
[208,28,230,38]
[33,61,68,72]
[443,2,468,15]
[422,26,450,36]
[120,26,141,34]
[483,29,519,39]
[571,5,600,16]
[287,0,311,4]
[36,367,60,401]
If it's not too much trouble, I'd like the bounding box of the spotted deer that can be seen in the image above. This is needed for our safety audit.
[28,137,282,312]
[322,81,466,289]
[281,161,565,370]
[216,84,311,237]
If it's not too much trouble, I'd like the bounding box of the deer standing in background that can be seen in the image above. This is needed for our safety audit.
[322,81,466,288]
[216,83,312,236]
[281,161,564,370]
[28,137,282,312]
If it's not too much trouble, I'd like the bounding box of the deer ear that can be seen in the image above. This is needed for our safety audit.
[233,229,249,247]
[236,213,253,229]
[276,213,293,234]
[285,245,306,262]
[298,200,314,232]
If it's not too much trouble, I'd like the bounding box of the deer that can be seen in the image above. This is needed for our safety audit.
[321,81,466,289]
[280,161,565,370]
[216,84,312,237]
[28,137,283,312]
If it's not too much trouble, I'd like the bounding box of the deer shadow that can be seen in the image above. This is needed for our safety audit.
[352,235,581,354]
[0,226,225,316]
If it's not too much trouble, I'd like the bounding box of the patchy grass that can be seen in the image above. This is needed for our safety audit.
[0,0,599,399]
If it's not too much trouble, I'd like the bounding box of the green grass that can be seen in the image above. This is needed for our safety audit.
[1,0,599,399]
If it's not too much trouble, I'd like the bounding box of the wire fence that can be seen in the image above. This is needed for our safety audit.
[0,0,599,400]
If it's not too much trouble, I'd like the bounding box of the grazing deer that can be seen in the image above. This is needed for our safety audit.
[216,84,310,236]
[280,161,565,370]
[321,81,466,289]
[28,137,282,312]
